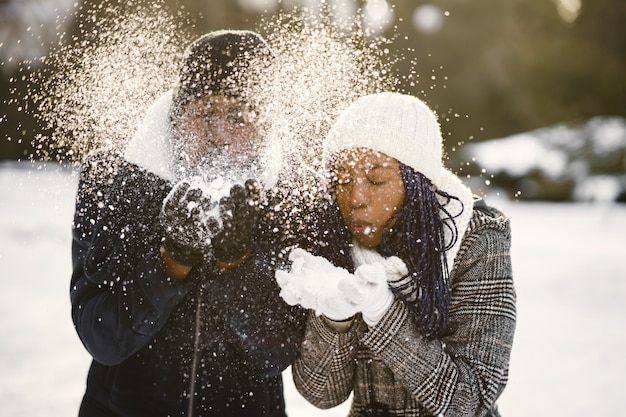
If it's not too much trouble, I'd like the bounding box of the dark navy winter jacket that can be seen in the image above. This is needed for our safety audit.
[70,151,306,417]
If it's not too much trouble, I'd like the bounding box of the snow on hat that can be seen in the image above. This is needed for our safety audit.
[324,91,443,187]
[172,30,273,109]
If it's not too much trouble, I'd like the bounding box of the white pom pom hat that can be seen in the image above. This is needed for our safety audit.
[323,92,475,271]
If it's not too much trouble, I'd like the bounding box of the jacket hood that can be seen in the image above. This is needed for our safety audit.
[437,169,474,273]
[124,90,177,182]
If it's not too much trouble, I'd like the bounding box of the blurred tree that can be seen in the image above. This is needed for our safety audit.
[567,0,626,119]
[173,0,253,29]
[0,0,77,159]
[0,62,38,159]
[389,0,573,142]
[1,0,625,161]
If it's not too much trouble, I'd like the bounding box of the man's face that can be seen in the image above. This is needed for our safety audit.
[174,93,259,169]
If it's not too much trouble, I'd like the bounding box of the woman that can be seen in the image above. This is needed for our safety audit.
[276,92,516,416]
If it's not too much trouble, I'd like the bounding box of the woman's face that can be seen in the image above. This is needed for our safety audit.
[333,148,406,248]
[174,93,259,168]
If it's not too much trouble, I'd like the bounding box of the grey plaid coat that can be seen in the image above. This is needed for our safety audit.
[292,206,515,416]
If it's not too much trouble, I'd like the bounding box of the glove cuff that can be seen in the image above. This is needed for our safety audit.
[213,244,250,264]
[362,289,394,327]
[162,237,204,267]
[215,251,251,270]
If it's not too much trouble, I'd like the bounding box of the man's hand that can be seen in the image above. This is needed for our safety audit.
[212,179,263,264]
[160,179,222,267]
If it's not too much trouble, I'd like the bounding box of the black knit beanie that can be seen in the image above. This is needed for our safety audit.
[172,30,273,111]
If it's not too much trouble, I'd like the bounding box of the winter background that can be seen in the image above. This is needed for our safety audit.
[1,0,625,416]
[1,124,626,416]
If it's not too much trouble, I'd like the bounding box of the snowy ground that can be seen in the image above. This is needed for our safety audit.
[1,160,625,417]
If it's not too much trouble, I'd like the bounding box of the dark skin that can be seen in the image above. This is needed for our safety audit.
[334,148,406,249]
[160,93,259,281]
[175,93,258,166]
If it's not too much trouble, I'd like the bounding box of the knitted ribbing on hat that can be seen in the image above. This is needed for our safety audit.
[325,92,443,187]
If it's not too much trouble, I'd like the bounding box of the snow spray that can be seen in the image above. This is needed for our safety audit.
[19,0,404,408]
[28,0,192,162]
[27,1,400,190]
[245,6,399,244]
[255,7,397,187]
[29,1,401,238]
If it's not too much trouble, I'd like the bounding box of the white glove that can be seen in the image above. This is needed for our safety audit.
[382,256,409,281]
[339,261,395,327]
[275,248,360,321]
[382,256,415,303]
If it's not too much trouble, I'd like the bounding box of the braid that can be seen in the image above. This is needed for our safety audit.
[309,189,354,271]
[379,163,461,339]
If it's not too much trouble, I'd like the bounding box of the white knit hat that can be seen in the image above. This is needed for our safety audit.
[325,92,443,187]
[324,92,475,271]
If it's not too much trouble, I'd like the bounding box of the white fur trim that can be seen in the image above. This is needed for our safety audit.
[124,90,177,181]
[437,169,474,272]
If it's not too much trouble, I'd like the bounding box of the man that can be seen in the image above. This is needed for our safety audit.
[70,30,305,417]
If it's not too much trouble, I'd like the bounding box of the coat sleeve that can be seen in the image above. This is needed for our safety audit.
[291,312,362,409]
[291,211,515,415]
[70,154,195,366]
[217,249,307,377]
[361,216,516,416]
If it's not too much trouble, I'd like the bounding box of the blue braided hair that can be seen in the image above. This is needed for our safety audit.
[378,162,463,338]
[312,161,463,339]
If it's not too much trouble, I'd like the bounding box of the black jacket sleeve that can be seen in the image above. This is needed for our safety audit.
[213,249,307,377]
[70,152,195,366]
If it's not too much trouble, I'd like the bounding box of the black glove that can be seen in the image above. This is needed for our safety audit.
[160,180,222,266]
[212,179,263,264]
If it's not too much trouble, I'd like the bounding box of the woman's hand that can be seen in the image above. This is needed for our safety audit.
[275,248,360,321]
